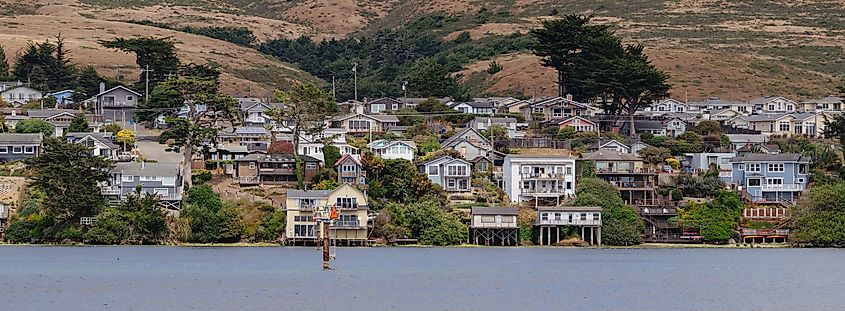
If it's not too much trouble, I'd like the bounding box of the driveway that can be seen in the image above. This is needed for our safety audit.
[135,127,183,164]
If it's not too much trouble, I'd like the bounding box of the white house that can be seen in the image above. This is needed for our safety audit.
[1,85,42,106]
[502,155,576,204]
[751,96,798,114]
[367,139,416,161]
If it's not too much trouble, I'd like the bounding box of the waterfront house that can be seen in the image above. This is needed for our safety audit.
[101,162,184,210]
[285,184,369,245]
[582,150,658,206]
[729,153,810,203]
[535,206,602,246]
[234,153,321,186]
[0,133,43,162]
[469,207,519,246]
[800,96,844,112]
[502,155,577,204]
[335,154,366,186]
[367,139,416,161]
[441,128,491,160]
[419,156,472,193]
[65,132,120,159]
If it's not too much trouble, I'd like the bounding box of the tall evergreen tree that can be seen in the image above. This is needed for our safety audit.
[68,114,89,132]
[0,45,10,81]
[99,37,180,88]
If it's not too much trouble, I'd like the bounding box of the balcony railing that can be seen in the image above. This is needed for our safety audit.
[336,204,367,210]
[740,229,790,236]
[761,184,803,191]
[609,181,655,189]
[471,222,518,228]
[101,186,122,196]
[640,207,677,215]
[536,219,601,226]
[596,168,655,174]
[239,175,260,184]
[521,173,566,179]
[333,220,362,228]
[259,168,295,174]
[521,188,567,194]
[743,207,789,219]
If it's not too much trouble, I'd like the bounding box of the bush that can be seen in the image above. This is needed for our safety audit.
[192,169,213,185]
[573,178,642,245]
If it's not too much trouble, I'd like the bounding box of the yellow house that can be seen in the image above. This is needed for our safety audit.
[285,184,369,246]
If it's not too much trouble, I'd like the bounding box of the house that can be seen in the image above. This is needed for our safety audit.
[101,162,183,210]
[285,184,369,245]
[365,98,406,114]
[556,116,598,133]
[449,99,496,115]
[730,153,810,203]
[0,85,42,106]
[535,206,602,245]
[526,96,594,122]
[441,128,491,160]
[630,140,653,157]
[469,207,519,246]
[331,113,399,134]
[751,96,798,113]
[688,97,749,114]
[502,155,577,204]
[386,125,410,137]
[737,143,780,156]
[707,108,742,121]
[643,98,689,114]
[586,140,631,154]
[65,132,120,159]
[239,101,279,127]
[27,109,102,137]
[663,117,686,137]
[0,133,43,162]
[800,96,844,112]
[295,128,359,163]
[740,114,794,135]
[684,152,736,181]
[633,120,666,136]
[335,154,366,186]
[218,126,270,151]
[45,90,75,107]
[582,150,658,206]
[419,156,472,192]
[790,112,823,137]
[95,84,142,123]
[367,139,416,161]
[234,153,321,185]
[505,99,532,114]
[469,117,519,138]
[204,144,250,176]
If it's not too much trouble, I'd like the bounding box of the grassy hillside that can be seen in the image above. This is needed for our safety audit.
[2,0,844,100]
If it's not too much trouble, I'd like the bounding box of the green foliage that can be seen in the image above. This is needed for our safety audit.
[394,107,424,126]
[405,58,459,97]
[792,182,845,246]
[261,208,286,241]
[217,204,244,243]
[572,177,642,245]
[480,125,509,141]
[100,37,180,88]
[677,191,743,243]
[323,145,341,169]
[0,44,9,80]
[638,146,671,164]
[691,120,722,136]
[415,98,449,113]
[581,160,596,178]
[181,26,255,46]
[183,185,223,243]
[377,200,466,246]
[15,119,54,137]
[486,60,503,75]
[823,113,845,152]
[310,167,338,189]
[4,192,47,243]
[12,35,78,92]
[192,169,213,185]
[674,174,724,198]
[68,114,89,132]
[556,126,577,140]
[87,193,168,245]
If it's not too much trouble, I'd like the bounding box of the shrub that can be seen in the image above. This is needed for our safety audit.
[192,169,213,185]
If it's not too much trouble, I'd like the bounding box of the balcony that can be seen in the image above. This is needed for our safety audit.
[258,167,295,175]
[238,175,260,185]
[536,219,601,226]
[521,188,567,195]
[761,184,803,191]
[471,222,518,229]
[521,173,566,180]
[336,204,367,210]
[596,168,656,174]
[333,220,362,228]
[740,229,789,237]
[101,186,122,196]
[608,181,655,189]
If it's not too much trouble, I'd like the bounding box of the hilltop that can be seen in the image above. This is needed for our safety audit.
[2,0,844,100]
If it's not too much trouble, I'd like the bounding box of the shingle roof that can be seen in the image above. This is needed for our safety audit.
[744,114,791,122]
[635,120,664,130]
[471,207,518,215]
[582,150,642,161]
[26,109,79,119]
[234,126,269,135]
[112,162,180,177]
[236,153,319,162]
[730,153,808,163]
[0,133,42,144]
[442,128,489,147]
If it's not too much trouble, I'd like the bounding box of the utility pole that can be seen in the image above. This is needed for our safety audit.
[332,76,336,99]
[141,65,154,101]
[402,81,408,98]
[352,62,358,102]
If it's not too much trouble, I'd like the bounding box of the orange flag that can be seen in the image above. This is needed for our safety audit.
[330,205,338,220]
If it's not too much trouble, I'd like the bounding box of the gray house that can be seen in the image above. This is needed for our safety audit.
[442,128,491,161]
[419,156,472,192]
[102,162,184,210]
[0,133,43,162]
[95,84,141,123]
[66,132,120,159]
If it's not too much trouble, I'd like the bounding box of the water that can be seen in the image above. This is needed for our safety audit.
[1,246,844,311]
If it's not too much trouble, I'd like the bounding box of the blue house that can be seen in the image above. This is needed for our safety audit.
[730,154,810,203]
[45,90,75,107]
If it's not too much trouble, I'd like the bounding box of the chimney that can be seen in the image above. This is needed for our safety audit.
[99,82,106,94]
[566,94,573,101]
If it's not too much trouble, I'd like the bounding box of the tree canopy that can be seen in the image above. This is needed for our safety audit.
[15,119,54,137]
[572,177,643,245]
[100,37,180,88]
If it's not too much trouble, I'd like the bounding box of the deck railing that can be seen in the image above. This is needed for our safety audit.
[471,222,519,228]
[536,219,601,226]
[761,184,803,191]
[333,220,362,228]
[740,229,790,236]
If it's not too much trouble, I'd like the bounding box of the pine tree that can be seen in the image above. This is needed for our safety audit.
[0,45,10,81]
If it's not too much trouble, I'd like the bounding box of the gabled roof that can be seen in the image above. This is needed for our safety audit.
[233,126,270,135]
[239,101,271,111]
[0,133,42,144]
[334,113,399,123]
[589,139,630,151]
[471,207,517,216]
[46,90,74,96]
[801,96,844,104]
[334,153,361,167]
[582,150,642,161]
[26,109,80,119]
[0,85,42,94]
[557,116,596,126]
[66,132,119,149]
[749,96,797,105]
[420,156,471,167]
[450,100,495,109]
[367,139,416,150]
[95,85,141,98]
[473,117,516,124]
[367,98,403,106]
[634,120,664,130]
[744,113,792,122]
[730,153,808,163]
[531,96,591,109]
[287,189,332,199]
[442,128,490,147]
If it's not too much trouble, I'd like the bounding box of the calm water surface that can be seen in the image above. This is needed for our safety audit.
[1,246,844,310]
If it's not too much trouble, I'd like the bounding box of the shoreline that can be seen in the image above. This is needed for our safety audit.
[0,242,795,248]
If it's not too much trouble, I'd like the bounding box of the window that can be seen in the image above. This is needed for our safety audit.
[797,177,805,184]
[767,178,783,186]
[553,108,563,117]
[540,213,548,221]
[580,213,587,221]
[248,162,256,170]
[447,165,467,176]
[737,164,745,171]
[566,182,572,189]
[305,163,317,169]
[428,165,438,175]
[122,175,134,182]
[533,107,544,114]
[447,179,456,188]
[127,95,134,101]
[593,213,600,221]
[481,216,495,223]
[294,215,314,222]
[768,163,784,172]
[566,167,572,175]
[24,146,35,154]
[12,146,22,154]
[778,121,790,132]
[748,178,761,186]
[0,147,7,154]
[768,104,775,111]
[747,163,760,172]
[294,224,316,237]
[140,176,162,182]
[336,197,358,209]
